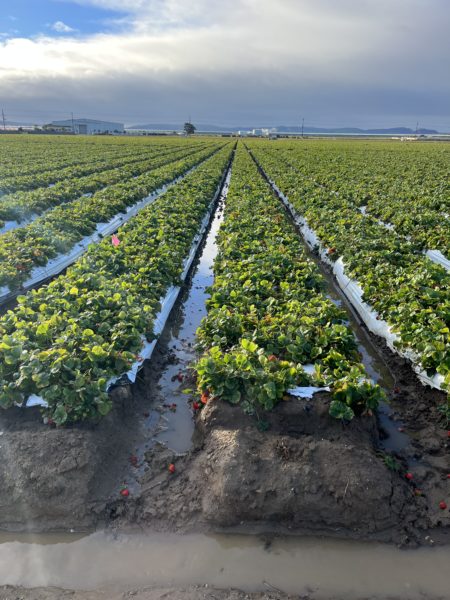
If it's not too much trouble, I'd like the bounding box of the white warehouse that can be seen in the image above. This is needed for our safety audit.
[46,118,124,134]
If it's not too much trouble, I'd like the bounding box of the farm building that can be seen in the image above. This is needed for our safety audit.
[44,118,124,134]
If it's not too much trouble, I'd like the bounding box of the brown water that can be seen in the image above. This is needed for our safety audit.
[0,531,448,598]
[149,169,230,454]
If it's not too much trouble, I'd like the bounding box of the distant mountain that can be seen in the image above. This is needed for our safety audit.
[3,121,37,127]
[128,123,235,132]
[128,123,440,135]
[275,126,439,135]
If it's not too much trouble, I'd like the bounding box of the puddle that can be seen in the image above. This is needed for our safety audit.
[128,166,231,458]
[0,530,448,598]
[151,171,230,454]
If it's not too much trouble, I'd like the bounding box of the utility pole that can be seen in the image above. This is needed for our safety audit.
[71,111,75,133]
[301,117,304,138]
[1,108,6,131]
[415,121,419,136]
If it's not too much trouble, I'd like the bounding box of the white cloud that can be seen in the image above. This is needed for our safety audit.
[51,21,77,33]
[0,0,449,127]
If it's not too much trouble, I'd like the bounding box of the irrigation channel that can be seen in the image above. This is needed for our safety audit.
[0,149,449,599]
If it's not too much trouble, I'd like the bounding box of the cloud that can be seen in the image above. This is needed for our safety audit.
[51,21,77,33]
[1,0,449,127]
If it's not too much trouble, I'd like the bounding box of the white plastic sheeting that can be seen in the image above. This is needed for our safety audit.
[287,386,330,399]
[0,218,36,235]
[265,176,446,393]
[426,249,450,272]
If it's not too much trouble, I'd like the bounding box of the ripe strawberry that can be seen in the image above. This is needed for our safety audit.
[120,488,129,497]
[177,373,183,382]
[405,472,413,481]
[192,402,200,410]
[168,463,176,474]
[439,501,447,510]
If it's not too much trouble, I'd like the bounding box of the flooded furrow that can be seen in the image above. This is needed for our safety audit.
[0,530,449,598]
[116,164,231,496]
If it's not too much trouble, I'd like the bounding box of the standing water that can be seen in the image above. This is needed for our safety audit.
[0,530,449,598]
[152,173,229,453]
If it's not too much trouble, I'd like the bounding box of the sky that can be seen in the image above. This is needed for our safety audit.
[0,0,449,130]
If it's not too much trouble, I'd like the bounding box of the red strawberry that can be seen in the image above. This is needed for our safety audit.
[193,402,200,410]
[177,373,183,382]
[168,463,176,474]
[405,472,413,481]
[120,488,130,498]
[439,501,447,510]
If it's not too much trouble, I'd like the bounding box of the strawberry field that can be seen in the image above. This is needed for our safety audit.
[0,135,449,423]
[0,134,448,541]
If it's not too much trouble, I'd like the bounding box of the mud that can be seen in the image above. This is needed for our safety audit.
[0,587,294,600]
[0,386,141,532]
[0,586,444,600]
[109,393,443,546]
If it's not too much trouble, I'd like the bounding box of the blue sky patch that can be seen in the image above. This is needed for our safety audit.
[0,0,129,39]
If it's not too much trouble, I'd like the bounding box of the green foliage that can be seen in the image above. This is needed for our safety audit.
[0,144,233,423]
[194,145,384,419]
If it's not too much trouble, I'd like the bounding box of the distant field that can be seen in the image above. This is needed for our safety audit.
[0,135,448,425]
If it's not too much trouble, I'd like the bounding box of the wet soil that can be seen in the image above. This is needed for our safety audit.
[0,586,441,600]
[0,586,294,600]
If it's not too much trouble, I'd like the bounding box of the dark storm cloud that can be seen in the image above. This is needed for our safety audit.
[1,0,449,129]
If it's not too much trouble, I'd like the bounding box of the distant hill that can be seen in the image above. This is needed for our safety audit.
[129,123,233,132]
[128,123,440,135]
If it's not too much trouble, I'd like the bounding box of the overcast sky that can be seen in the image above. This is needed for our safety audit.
[0,0,449,129]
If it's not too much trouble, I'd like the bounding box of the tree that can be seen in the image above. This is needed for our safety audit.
[184,122,196,135]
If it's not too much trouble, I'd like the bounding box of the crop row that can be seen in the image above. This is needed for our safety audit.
[0,142,225,290]
[248,142,450,394]
[0,136,196,179]
[0,145,233,423]
[0,139,211,194]
[252,141,450,253]
[194,145,384,420]
[0,142,212,226]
